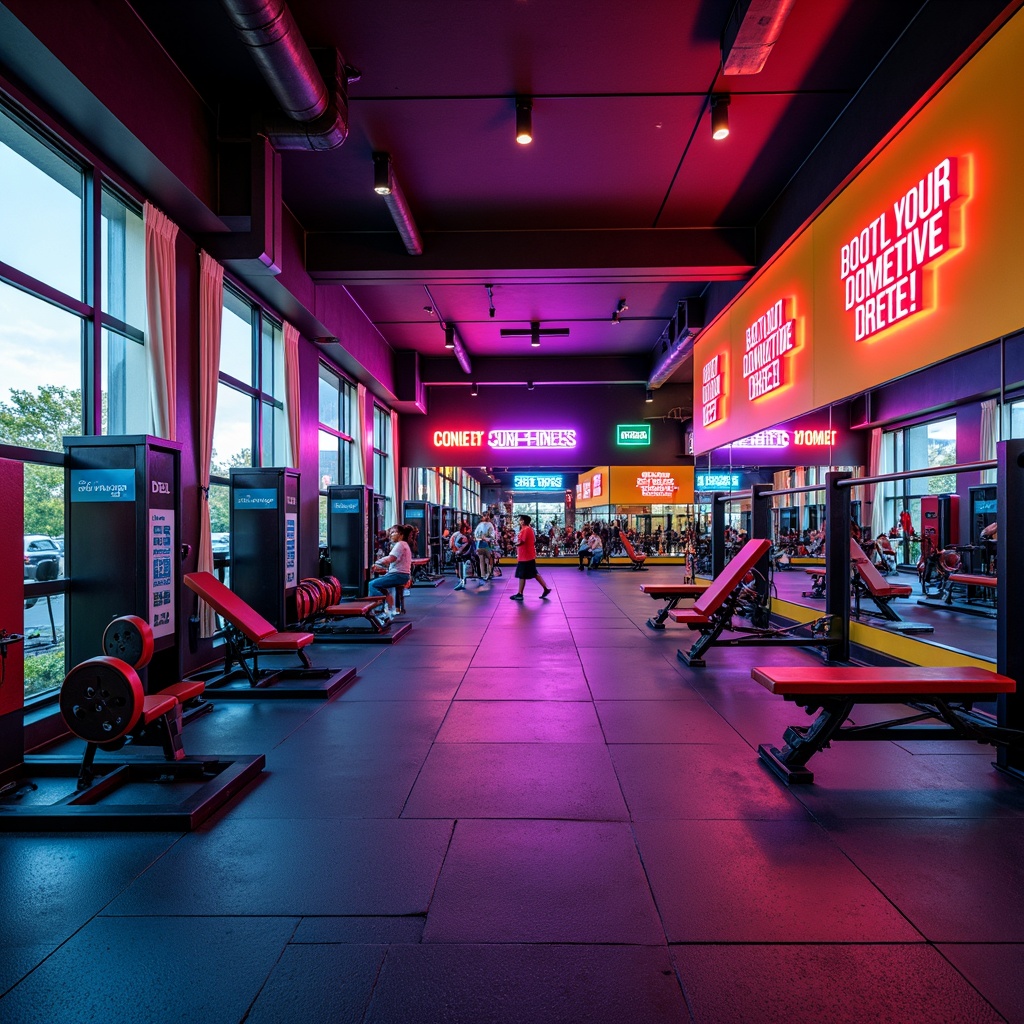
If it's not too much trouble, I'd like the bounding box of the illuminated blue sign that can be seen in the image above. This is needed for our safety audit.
[695,472,741,491]
[70,469,136,503]
[513,474,564,490]
[233,488,278,509]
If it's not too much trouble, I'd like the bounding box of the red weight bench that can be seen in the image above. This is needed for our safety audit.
[185,571,357,696]
[753,664,1018,785]
[850,539,915,623]
[802,567,826,599]
[944,572,997,611]
[294,574,412,643]
[669,538,843,667]
[640,581,709,629]
[619,534,648,571]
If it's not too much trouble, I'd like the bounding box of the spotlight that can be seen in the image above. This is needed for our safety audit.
[515,97,533,145]
[645,388,654,403]
[372,152,392,194]
[711,95,730,141]
[471,383,479,397]
[527,381,535,391]
[444,324,455,349]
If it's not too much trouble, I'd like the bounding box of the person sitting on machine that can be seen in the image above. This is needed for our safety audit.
[449,521,475,590]
[369,523,414,618]
[586,530,605,570]
[872,532,897,574]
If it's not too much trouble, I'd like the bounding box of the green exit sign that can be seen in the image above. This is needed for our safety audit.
[617,423,651,446]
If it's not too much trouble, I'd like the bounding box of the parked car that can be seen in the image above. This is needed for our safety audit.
[211,532,230,556]
[24,535,62,580]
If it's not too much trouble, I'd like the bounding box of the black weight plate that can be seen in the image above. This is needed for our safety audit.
[102,615,154,669]
[59,656,144,744]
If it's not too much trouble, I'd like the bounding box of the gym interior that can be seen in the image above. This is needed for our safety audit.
[4,2,1024,1022]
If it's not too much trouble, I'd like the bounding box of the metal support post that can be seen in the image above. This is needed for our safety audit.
[751,482,772,606]
[997,439,1023,777]
[711,492,726,578]
[825,471,851,663]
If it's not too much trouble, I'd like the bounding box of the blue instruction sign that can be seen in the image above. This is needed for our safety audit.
[233,488,278,509]
[70,469,136,502]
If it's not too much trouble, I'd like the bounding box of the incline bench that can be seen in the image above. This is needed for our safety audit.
[850,539,917,623]
[753,664,1018,784]
[619,534,648,570]
[184,571,357,698]
[669,537,842,667]
[944,572,997,612]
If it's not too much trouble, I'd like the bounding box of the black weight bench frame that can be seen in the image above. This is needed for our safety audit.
[753,665,1019,784]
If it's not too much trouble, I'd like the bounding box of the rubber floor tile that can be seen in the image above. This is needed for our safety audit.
[423,820,664,943]
[403,742,628,819]
[610,743,808,821]
[596,698,746,745]
[245,943,386,1024]
[284,699,450,748]
[634,819,922,942]
[366,943,688,1024]
[470,647,583,668]
[579,650,699,700]
[824,818,1024,941]
[938,943,1024,1023]
[178,699,324,754]
[672,944,1003,1024]
[456,664,591,700]
[103,818,454,916]
[436,699,604,743]
[292,916,425,943]
[336,668,466,702]
[0,916,296,1024]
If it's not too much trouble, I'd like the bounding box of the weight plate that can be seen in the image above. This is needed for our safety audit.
[59,656,144,743]
[102,615,154,669]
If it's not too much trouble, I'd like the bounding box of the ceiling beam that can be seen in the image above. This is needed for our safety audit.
[418,354,651,386]
[306,227,755,283]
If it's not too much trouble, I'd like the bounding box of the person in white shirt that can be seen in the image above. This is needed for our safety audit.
[473,512,498,582]
[369,523,413,619]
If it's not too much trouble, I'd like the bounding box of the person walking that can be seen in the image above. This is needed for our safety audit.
[510,513,551,600]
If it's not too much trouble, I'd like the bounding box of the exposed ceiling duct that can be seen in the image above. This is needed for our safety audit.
[647,299,704,389]
[219,0,350,149]
[721,0,797,76]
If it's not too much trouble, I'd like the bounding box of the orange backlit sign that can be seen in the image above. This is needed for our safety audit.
[840,157,964,342]
[742,299,796,400]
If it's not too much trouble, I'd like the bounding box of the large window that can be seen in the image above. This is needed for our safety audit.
[0,101,146,701]
[209,286,289,541]
[881,417,957,558]
[373,403,392,521]
[317,363,356,543]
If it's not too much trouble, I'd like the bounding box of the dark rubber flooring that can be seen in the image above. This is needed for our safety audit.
[2,566,1023,1023]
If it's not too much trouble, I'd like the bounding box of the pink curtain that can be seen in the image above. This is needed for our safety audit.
[389,408,401,514]
[284,322,301,467]
[197,252,224,637]
[353,383,367,484]
[144,202,178,439]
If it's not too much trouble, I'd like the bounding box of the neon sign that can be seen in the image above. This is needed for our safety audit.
[726,428,837,449]
[513,474,564,490]
[700,354,726,427]
[616,424,651,446]
[432,428,577,450]
[841,156,962,342]
[743,299,796,401]
[635,471,679,499]
[696,472,740,490]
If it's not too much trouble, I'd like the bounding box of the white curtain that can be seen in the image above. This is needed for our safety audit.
[389,408,401,517]
[197,252,224,638]
[980,399,998,484]
[284,322,301,467]
[868,427,886,541]
[353,383,367,484]
[143,202,178,439]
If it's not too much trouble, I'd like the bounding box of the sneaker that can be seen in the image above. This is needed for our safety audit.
[454,580,466,590]
[509,593,524,601]
[578,565,585,572]
[540,588,552,599]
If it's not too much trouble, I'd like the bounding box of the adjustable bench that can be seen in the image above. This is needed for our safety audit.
[640,581,709,629]
[619,534,648,571]
[184,571,358,697]
[849,539,919,625]
[668,538,839,666]
[753,664,1018,784]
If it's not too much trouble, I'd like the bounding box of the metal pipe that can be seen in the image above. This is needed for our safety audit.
[714,491,753,503]
[760,484,831,499]
[836,460,997,489]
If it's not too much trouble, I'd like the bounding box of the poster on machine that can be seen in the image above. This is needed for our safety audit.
[149,509,175,639]
[285,512,297,587]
